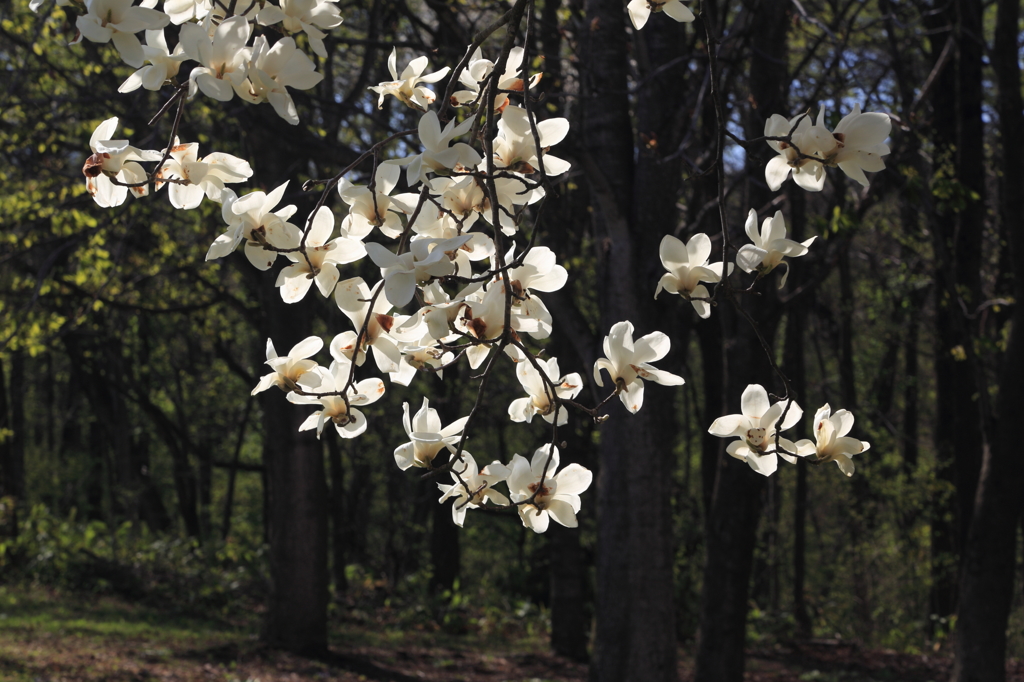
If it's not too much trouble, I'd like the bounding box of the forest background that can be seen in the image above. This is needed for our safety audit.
[1,0,1023,680]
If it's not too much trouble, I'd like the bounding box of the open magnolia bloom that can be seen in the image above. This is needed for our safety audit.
[593,321,684,414]
[365,234,471,307]
[654,233,733,318]
[450,46,540,111]
[289,362,386,439]
[248,35,324,125]
[708,384,803,477]
[455,281,538,369]
[508,357,582,427]
[828,104,892,187]
[338,164,405,239]
[394,398,470,470]
[83,117,162,207]
[370,48,450,111]
[438,454,510,527]
[205,183,302,270]
[179,15,257,103]
[392,111,481,185]
[735,209,815,288]
[508,445,593,534]
[118,29,187,93]
[276,206,366,302]
[627,0,695,31]
[251,336,323,395]
[72,0,169,68]
[763,109,837,192]
[492,106,571,176]
[157,138,252,209]
[256,0,343,59]
[795,404,870,476]
[333,277,402,373]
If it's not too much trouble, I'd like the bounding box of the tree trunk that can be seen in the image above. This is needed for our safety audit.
[952,0,1024,677]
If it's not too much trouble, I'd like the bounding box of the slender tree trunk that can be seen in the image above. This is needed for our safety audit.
[325,434,347,594]
[952,0,1024,678]
[0,352,26,537]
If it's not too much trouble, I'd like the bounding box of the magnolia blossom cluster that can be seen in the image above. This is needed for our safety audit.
[709,385,870,477]
[64,0,695,531]
[42,0,332,126]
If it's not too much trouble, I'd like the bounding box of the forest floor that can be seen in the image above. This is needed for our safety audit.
[1,587,1022,682]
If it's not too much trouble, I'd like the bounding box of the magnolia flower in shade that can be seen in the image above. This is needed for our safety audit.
[394,398,470,470]
[450,47,540,111]
[455,282,538,369]
[337,164,405,239]
[333,277,402,373]
[593,321,685,414]
[763,109,837,192]
[437,454,510,527]
[370,48,450,111]
[276,206,366,302]
[179,16,257,103]
[828,104,892,187]
[507,445,593,534]
[289,362,386,439]
[364,234,471,307]
[508,357,582,427]
[157,139,252,209]
[205,183,302,270]
[118,30,187,92]
[654,233,733,318]
[72,0,169,68]
[627,0,694,31]
[492,106,571,176]
[248,36,324,125]
[257,0,343,59]
[708,384,803,477]
[164,0,212,24]
[735,209,815,288]
[251,336,323,395]
[795,404,870,476]
[82,117,162,207]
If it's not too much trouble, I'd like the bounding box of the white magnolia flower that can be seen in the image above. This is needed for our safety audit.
[493,106,571,176]
[438,454,510,527]
[735,209,816,288]
[158,139,252,209]
[289,362,385,439]
[508,357,582,427]
[455,281,538,369]
[205,183,302,270]
[655,233,733,318]
[450,46,540,111]
[248,36,324,125]
[393,110,481,185]
[257,0,343,59]
[72,0,169,68]
[251,336,323,395]
[179,15,257,103]
[337,164,405,239]
[593,320,684,414]
[829,104,892,187]
[389,335,454,386]
[369,47,450,111]
[763,109,839,192]
[276,206,366,302]
[118,29,187,92]
[795,404,870,476]
[82,117,162,207]
[507,445,592,534]
[394,398,470,470]
[364,234,470,307]
[333,277,402,373]
[708,384,803,477]
[626,0,694,31]
[164,0,212,24]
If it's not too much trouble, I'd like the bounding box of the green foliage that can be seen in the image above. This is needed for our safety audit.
[0,505,266,613]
